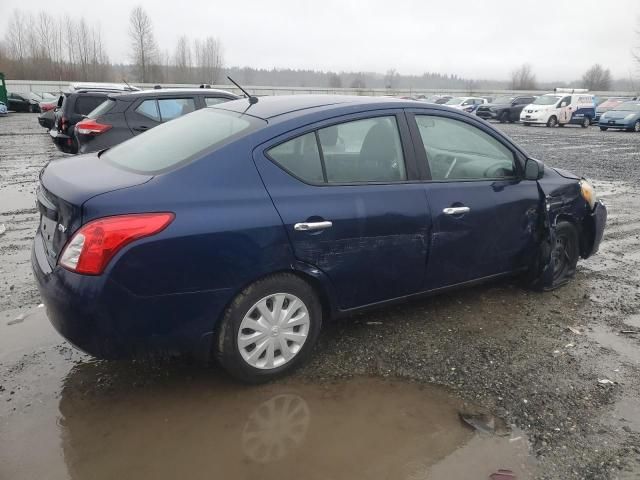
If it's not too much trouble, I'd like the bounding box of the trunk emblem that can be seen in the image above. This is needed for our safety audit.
[57,224,67,233]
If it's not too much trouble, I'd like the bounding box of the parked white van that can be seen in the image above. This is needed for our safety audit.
[520,89,596,128]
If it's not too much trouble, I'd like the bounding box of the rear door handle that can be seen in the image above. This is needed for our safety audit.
[443,207,470,215]
[294,221,333,231]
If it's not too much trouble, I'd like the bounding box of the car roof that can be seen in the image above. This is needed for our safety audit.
[67,82,139,93]
[109,88,237,102]
[216,95,412,120]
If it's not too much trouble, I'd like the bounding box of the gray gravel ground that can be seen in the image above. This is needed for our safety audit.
[1,114,640,479]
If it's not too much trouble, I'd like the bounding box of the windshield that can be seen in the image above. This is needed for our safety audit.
[445,97,464,105]
[102,108,264,174]
[492,96,515,104]
[533,95,561,106]
[614,102,640,112]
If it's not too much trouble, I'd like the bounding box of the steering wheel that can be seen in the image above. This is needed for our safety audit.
[483,162,511,178]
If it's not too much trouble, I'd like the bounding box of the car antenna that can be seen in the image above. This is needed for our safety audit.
[122,78,134,91]
[227,76,258,105]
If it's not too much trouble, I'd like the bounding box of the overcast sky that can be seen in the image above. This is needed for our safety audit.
[3,0,639,81]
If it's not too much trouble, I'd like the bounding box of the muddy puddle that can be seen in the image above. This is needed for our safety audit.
[0,311,533,480]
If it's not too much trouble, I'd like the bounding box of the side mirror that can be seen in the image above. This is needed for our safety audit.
[524,158,544,180]
[560,102,568,108]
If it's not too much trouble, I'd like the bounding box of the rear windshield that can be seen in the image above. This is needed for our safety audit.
[102,108,264,174]
[88,99,115,118]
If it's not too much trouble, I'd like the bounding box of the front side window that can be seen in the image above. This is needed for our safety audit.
[158,98,196,121]
[103,108,261,174]
[415,115,515,181]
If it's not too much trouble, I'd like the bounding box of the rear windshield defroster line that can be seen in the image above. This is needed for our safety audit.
[101,108,266,175]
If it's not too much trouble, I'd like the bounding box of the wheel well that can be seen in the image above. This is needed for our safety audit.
[555,214,591,258]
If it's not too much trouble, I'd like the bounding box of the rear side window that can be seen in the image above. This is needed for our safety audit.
[267,116,407,184]
[205,97,230,106]
[88,99,115,119]
[267,133,324,183]
[102,108,262,174]
[135,100,161,122]
[158,98,196,121]
[74,96,105,115]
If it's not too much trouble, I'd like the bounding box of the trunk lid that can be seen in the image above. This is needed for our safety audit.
[37,153,152,266]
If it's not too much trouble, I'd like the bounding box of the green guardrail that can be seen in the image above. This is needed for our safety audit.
[0,73,7,105]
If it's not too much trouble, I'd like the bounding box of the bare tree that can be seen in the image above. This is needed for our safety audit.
[194,36,223,84]
[173,35,192,83]
[582,64,611,91]
[384,68,397,89]
[5,10,28,77]
[350,73,366,89]
[129,6,157,82]
[327,72,342,88]
[634,17,640,69]
[510,63,537,90]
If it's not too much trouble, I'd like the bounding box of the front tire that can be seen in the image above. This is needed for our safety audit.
[499,111,509,123]
[546,116,558,128]
[214,273,322,383]
[600,126,608,131]
[581,117,590,128]
[523,122,531,126]
[551,221,579,288]
[633,120,640,132]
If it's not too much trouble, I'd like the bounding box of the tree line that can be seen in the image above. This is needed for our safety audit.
[0,6,636,92]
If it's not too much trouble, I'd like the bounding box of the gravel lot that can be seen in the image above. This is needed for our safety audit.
[1,113,640,479]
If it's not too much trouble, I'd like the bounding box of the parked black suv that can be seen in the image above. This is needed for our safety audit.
[74,88,238,154]
[476,95,536,123]
[50,83,140,153]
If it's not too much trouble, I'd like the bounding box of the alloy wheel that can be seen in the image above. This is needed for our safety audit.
[238,293,310,369]
[635,120,640,132]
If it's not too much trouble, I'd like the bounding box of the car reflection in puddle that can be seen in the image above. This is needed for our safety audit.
[50,364,535,480]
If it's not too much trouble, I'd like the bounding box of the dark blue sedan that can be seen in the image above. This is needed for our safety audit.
[32,95,607,382]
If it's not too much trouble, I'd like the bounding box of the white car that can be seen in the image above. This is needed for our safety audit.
[443,97,487,113]
[520,90,596,128]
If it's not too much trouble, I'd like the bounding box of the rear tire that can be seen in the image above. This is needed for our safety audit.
[546,116,558,128]
[600,127,608,131]
[523,122,531,127]
[581,117,590,128]
[214,273,322,383]
[634,120,640,132]
[499,111,509,123]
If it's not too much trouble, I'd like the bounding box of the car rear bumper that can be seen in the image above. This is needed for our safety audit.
[31,232,232,361]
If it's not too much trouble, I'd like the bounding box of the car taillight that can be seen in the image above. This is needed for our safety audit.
[61,116,68,131]
[76,118,112,135]
[59,213,175,275]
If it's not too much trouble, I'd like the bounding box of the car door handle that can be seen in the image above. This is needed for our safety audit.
[294,221,333,231]
[443,207,470,215]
